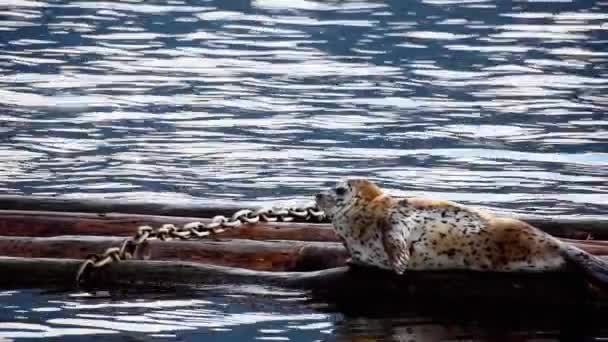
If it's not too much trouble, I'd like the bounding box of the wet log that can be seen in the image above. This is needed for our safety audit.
[0,195,252,218]
[0,234,605,273]
[1,210,608,255]
[0,256,605,314]
[522,216,608,240]
[0,236,346,272]
[0,210,336,241]
[0,195,607,239]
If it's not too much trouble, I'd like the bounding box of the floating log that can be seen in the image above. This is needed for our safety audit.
[1,195,607,239]
[1,210,607,255]
[0,256,605,314]
[1,234,607,273]
[522,216,608,240]
[0,210,336,241]
[0,236,347,271]
[0,195,253,218]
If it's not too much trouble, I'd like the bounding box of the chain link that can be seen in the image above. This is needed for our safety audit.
[75,203,326,286]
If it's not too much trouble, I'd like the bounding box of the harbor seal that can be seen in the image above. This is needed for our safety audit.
[315,178,608,285]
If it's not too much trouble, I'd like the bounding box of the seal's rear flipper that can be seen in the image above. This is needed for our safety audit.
[562,245,608,288]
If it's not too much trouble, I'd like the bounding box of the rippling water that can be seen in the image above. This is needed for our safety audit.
[1,0,607,217]
[1,0,607,340]
[2,286,608,341]
[0,287,338,341]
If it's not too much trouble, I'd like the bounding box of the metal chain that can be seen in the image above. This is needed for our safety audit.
[75,204,326,286]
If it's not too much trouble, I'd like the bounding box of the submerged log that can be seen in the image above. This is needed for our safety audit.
[1,195,607,239]
[0,236,347,271]
[0,256,604,314]
[0,210,607,255]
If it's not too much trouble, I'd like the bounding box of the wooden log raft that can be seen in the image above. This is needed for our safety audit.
[0,195,607,312]
[1,210,608,260]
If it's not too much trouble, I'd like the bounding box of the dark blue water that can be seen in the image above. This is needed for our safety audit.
[1,0,607,340]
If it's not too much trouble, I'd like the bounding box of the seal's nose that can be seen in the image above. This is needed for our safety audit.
[315,193,323,201]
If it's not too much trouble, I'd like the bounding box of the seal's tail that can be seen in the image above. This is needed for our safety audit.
[562,244,608,287]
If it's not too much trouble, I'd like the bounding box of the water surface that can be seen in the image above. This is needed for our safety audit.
[0,0,607,340]
[1,0,606,216]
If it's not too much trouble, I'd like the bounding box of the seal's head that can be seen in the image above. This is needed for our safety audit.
[315,178,384,219]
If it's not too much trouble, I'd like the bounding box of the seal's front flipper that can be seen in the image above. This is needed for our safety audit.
[381,217,411,275]
[562,245,608,288]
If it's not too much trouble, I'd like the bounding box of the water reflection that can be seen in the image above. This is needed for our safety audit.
[0,288,335,340]
[2,287,608,341]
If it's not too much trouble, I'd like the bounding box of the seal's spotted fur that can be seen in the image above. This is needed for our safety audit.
[316,178,608,284]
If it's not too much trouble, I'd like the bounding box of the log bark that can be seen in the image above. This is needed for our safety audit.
[0,195,607,239]
[0,236,346,272]
[0,210,336,241]
[0,234,607,272]
[0,256,604,314]
[2,232,608,283]
[1,210,608,255]
[0,195,253,218]
[522,216,608,240]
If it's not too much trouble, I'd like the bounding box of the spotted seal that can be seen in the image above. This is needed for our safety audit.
[315,178,608,285]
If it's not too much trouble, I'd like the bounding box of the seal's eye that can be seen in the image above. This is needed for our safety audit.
[335,187,347,196]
